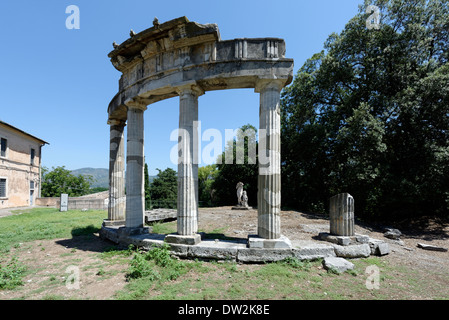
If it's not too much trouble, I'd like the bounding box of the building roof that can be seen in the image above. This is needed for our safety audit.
[0,120,49,145]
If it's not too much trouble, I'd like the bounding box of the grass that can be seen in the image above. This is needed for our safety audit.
[150,221,177,234]
[0,208,105,253]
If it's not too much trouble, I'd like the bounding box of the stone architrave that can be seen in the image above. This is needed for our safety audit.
[330,193,354,237]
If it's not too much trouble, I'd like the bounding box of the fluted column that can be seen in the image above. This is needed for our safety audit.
[330,193,355,236]
[256,80,283,240]
[125,101,147,229]
[105,119,126,226]
[176,85,203,236]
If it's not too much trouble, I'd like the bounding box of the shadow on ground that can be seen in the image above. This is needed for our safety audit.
[55,225,118,253]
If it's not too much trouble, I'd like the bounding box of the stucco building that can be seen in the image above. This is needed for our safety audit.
[0,120,48,209]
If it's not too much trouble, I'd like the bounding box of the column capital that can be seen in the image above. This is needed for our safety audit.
[125,97,149,111]
[254,78,286,93]
[107,119,127,127]
[176,83,205,98]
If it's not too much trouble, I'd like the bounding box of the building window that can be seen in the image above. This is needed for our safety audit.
[31,148,35,165]
[0,138,6,158]
[0,178,6,198]
[30,180,35,190]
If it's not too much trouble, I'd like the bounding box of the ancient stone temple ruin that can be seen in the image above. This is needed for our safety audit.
[100,17,389,262]
[102,17,293,248]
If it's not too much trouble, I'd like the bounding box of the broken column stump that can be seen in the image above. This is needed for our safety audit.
[330,193,354,237]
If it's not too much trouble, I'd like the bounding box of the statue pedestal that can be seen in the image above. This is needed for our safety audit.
[232,205,252,210]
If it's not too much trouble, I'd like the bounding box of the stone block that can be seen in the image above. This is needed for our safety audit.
[417,243,448,252]
[323,257,354,274]
[292,243,336,261]
[165,233,201,245]
[117,226,150,237]
[333,243,371,258]
[102,219,126,227]
[99,226,120,244]
[247,235,292,249]
[355,234,370,244]
[319,233,351,246]
[168,243,190,258]
[188,244,238,260]
[377,242,391,255]
[384,228,402,240]
[237,248,293,263]
[368,238,390,256]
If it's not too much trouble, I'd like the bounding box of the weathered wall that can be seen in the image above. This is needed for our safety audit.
[0,124,43,209]
[37,192,110,210]
[56,198,109,211]
[35,197,58,207]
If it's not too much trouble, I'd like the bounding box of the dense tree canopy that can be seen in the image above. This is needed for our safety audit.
[281,0,449,221]
[149,168,177,209]
[41,166,93,197]
[198,165,219,206]
[211,124,259,207]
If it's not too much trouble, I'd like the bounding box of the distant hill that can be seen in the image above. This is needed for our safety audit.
[71,168,156,189]
[72,168,109,188]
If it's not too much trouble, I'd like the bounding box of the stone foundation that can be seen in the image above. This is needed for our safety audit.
[99,225,389,263]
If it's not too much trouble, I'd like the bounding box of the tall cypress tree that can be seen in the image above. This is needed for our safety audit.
[144,163,151,210]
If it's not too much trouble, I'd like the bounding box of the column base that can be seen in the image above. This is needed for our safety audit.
[165,233,201,245]
[103,219,126,227]
[247,235,292,249]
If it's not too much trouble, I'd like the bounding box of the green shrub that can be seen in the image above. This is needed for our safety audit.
[0,257,27,290]
[126,253,160,281]
[280,257,311,271]
[125,244,186,282]
[145,244,173,267]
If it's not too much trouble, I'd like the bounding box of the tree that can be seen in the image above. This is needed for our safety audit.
[212,124,259,206]
[41,166,93,197]
[198,165,219,206]
[149,168,177,209]
[281,0,449,221]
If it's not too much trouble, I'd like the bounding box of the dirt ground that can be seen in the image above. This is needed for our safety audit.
[1,207,448,300]
[197,207,449,275]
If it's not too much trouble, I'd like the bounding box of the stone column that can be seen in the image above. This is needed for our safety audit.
[330,193,354,236]
[249,80,291,248]
[124,101,148,231]
[105,119,126,227]
[165,85,203,245]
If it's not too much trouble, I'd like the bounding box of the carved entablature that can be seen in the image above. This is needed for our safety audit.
[109,17,220,72]
[107,17,294,121]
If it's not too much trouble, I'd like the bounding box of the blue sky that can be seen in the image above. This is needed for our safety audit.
[0,0,363,176]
